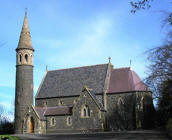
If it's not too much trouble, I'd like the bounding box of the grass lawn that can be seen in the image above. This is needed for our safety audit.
[0,135,20,140]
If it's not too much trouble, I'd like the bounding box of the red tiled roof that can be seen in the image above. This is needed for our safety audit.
[107,67,149,94]
[44,106,72,116]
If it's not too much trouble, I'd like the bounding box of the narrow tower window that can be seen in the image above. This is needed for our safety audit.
[19,54,22,63]
[25,54,28,63]
[30,54,33,63]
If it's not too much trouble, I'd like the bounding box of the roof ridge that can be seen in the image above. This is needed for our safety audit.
[131,70,146,90]
[46,106,69,108]
[35,107,47,109]
[129,68,136,91]
[48,63,108,72]
[113,67,130,70]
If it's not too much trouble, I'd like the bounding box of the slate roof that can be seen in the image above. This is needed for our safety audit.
[83,87,106,112]
[35,107,46,120]
[107,67,149,93]
[36,64,149,99]
[44,106,72,116]
[36,64,108,99]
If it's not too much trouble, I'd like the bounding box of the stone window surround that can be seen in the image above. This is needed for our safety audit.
[117,98,125,115]
[50,117,56,126]
[25,54,28,62]
[66,116,72,126]
[58,100,63,106]
[44,101,47,107]
[17,50,33,65]
[140,97,144,110]
[81,104,90,118]
[98,110,101,119]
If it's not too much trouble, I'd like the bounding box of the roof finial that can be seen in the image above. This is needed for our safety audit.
[82,84,87,92]
[25,8,27,16]
[46,65,48,72]
[108,56,111,63]
[130,59,132,67]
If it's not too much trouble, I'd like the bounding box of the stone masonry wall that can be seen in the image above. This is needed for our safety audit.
[106,92,136,130]
[106,91,155,131]
[15,65,33,134]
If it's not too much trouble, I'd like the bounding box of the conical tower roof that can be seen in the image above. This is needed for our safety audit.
[16,10,34,51]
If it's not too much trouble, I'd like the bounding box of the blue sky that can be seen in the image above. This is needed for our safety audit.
[0,0,171,120]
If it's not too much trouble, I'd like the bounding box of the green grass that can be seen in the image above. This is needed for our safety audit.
[0,135,20,140]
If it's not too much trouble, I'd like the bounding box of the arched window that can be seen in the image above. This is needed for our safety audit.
[81,105,90,118]
[67,117,72,126]
[87,107,90,117]
[44,101,47,107]
[83,108,87,117]
[58,100,63,106]
[51,117,55,126]
[140,97,144,110]
[73,99,77,104]
[30,54,33,63]
[19,54,22,63]
[118,98,125,115]
[25,54,28,63]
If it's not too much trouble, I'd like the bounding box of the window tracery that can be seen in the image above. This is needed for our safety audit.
[81,104,90,118]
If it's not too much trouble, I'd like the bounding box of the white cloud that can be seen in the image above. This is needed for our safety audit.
[44,16,113,67]
[0,83,15,88]
[0,102,14,109]
[0,93,14,99]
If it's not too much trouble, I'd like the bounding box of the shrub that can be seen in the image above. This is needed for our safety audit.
[0,121,14,134]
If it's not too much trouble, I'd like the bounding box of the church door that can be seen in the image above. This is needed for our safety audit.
[29,117,34,133]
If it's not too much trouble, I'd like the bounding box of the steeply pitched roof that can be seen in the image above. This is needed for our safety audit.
[16,11,34,51]
[82,87,106,112]
[35,107,46,120]
[107,67,149,93]
[44,106,72,116]
[36,64,108,99]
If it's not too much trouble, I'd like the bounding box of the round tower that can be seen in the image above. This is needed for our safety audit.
[14,10,34,134]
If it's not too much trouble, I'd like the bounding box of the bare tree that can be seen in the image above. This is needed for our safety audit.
[130,0,172,25]
[145,39,172,99]
[0,104,14,134]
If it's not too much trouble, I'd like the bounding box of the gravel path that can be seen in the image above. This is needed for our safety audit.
[13,130,170,140]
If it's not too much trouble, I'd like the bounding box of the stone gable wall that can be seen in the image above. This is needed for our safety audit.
[72,91,104,132]
[23,106,46,134]
[106,91,154,130]
[106,92,136,130]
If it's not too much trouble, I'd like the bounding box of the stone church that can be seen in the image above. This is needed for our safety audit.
[14,12,154,134]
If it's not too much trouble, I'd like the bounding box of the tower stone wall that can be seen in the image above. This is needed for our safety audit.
[15,11,34,134]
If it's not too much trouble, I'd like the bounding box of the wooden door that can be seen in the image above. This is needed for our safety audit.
[29,117,34,133]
